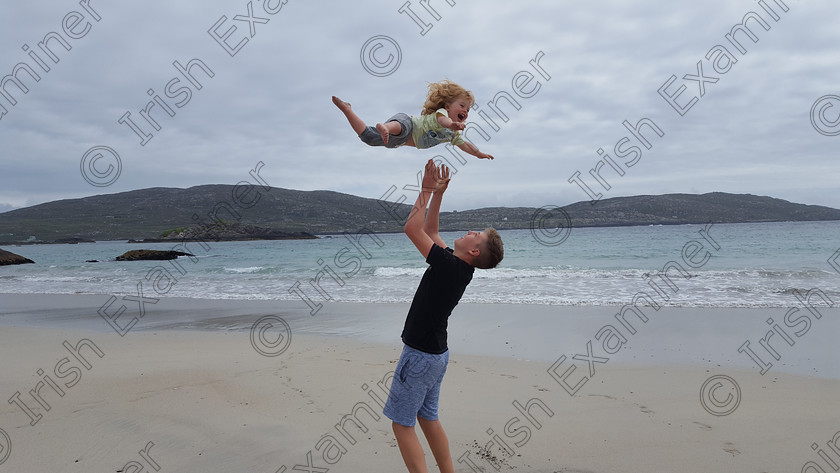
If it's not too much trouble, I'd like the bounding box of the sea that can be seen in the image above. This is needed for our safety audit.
[3,220,840,308]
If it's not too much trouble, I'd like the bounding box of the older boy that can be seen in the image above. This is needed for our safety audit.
[383,160,504,473]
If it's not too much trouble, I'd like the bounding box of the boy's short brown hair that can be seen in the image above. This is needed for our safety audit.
[475,228,504,269]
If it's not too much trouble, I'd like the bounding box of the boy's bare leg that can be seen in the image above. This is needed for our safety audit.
[332,96,367,135]
[393,422,429,473]
[418,418,455,473]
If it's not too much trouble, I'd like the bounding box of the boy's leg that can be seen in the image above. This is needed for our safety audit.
[418,417,455,473]
[332,96,367,134]
[384,346,449,472]
[393,422,428,473]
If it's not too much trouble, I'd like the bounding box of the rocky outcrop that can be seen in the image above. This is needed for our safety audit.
[115,250,194,261]
[0,249,35,265]
[53,237,95,244]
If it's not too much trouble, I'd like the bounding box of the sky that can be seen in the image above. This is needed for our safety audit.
[0,0,838,214]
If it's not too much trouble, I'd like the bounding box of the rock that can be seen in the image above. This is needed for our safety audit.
[0,248,35,266]
[115,250,194,261]
[86,260,99,263]
[54,237,95,244]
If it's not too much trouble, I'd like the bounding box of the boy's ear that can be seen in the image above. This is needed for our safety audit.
[468,248,480,257]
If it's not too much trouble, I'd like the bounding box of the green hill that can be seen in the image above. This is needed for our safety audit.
[1,186,839,243]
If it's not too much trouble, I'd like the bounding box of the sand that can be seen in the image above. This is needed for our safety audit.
[0,294,838,472]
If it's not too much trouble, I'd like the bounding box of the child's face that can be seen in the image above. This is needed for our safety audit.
[445,95,472,123]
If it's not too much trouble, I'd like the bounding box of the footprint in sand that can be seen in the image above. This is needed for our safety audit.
[637,405,654,414]
[723,442,741,456]
[587,394,617,400]
[532,385,550,392]
[693,421,713,431]
[500,373,518,379]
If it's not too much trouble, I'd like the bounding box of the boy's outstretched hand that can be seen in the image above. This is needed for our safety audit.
[435,163,450,193]
[422,160,450,194]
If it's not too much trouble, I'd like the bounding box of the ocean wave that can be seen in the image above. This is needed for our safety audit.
[18,275,107,283]
[223,266,268,274]
[374,267,426,277]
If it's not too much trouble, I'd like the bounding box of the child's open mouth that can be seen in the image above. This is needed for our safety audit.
[458,113,467,121]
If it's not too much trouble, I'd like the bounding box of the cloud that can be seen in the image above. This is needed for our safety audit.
[1,0,838,215]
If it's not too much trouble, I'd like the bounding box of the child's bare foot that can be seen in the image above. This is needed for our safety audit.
[375,123,390,144]
[332,96,351,112]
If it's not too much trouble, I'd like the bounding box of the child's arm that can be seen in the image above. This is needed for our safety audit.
[457,142,495,160]
[422,164,450,249]
[404,160,441,258]
[436,112,466,131]
[435,110,494,159]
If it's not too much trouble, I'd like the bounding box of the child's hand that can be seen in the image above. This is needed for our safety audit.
[478,152,495,160]
[448,122,466,131]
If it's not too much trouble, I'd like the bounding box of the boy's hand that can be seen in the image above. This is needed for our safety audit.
[421,160,451,193]
[433,163,450,193]
[421,159,438,192]
[421,159,449,193]
[477,152,494,160]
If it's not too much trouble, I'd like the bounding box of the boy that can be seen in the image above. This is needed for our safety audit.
[383,159,504,472]
[332,80,495,159]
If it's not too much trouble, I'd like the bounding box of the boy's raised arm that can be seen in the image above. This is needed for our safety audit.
[404,160,447,258]
[423,164,449,249]
[403,161,435,258]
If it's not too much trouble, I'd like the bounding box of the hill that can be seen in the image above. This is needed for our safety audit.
[1,186,839,243]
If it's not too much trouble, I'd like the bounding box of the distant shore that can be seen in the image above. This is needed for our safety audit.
[4,186,840,242]
[5,217,840,246]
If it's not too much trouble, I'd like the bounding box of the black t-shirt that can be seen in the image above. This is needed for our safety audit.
[401,244,475,354]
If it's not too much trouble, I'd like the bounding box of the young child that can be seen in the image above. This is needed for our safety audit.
[383,159,504,473]
[332,80,495,160]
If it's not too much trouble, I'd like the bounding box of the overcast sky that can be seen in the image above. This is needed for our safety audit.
[1,0,838,214]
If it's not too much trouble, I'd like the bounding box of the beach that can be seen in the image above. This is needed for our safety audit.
[1,294,838,472]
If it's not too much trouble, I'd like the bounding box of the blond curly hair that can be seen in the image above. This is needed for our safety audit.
[420,80,475,115]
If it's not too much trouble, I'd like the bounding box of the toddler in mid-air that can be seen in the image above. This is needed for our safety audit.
[332,80,494,160]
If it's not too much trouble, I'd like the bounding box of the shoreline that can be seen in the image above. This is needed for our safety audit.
[3,217,840,246]
[4,218,840,246]
[1,293,837,379]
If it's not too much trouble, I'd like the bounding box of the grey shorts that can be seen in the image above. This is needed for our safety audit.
[383,344,449,427]
[358,113,413,148]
